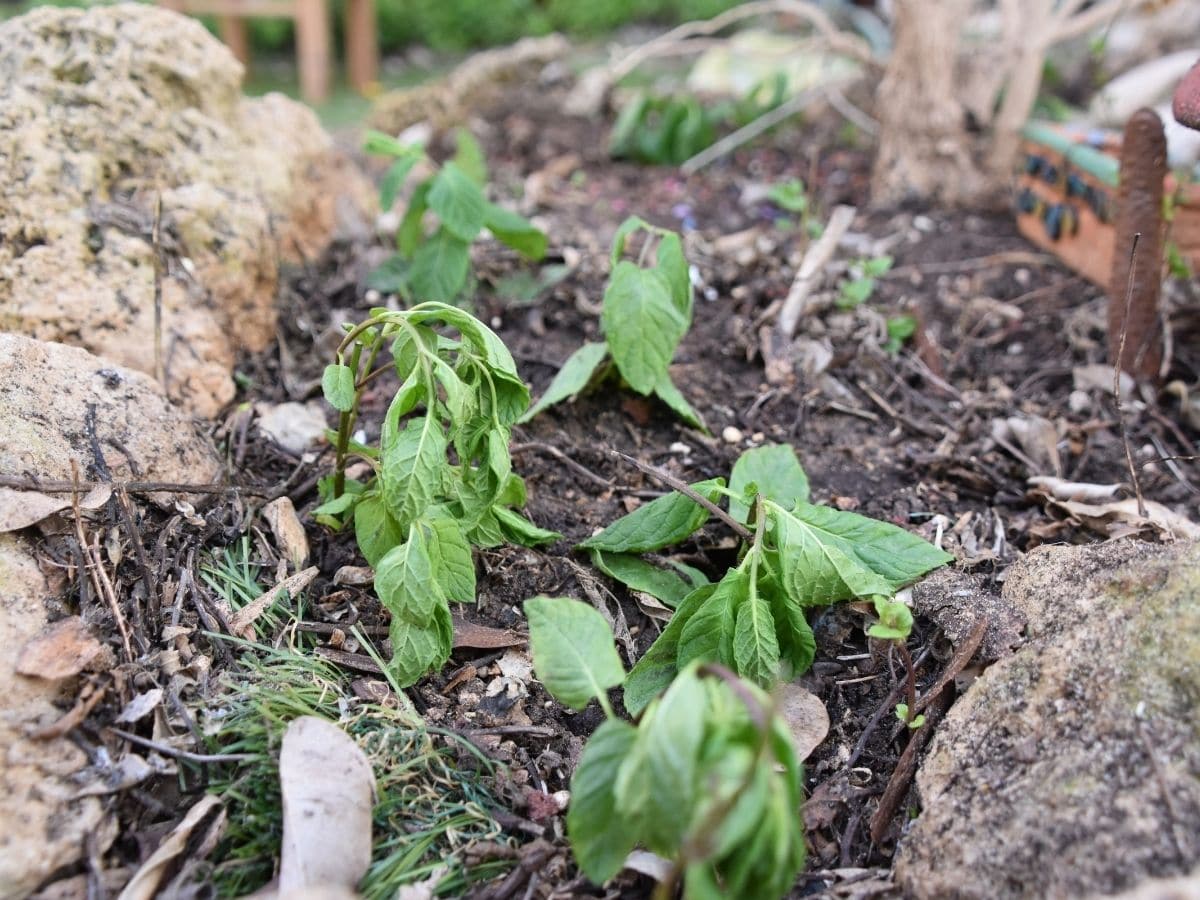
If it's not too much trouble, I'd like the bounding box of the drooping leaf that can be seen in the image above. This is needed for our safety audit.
[623,584,715,716]
[566,718,639,884]
[493,506,561,547]
[602,262,687,395]
[728,444,810,525]
[770,502,954,607]
[732,595,780,687]
[609,93,649,160]
[353,493,406,567]
[363,129,419,158]
[518,341,609,423]
[655,231,691,318]
[760,565,815,676]
[577,478,725,554]
[375,524,443,623]
[452,128,487,185]
[426,516,475,603]
[408,229,471,302]
[397,181,431,258]
[427,161,486,242]
[589,550,705,608]
[380,152,422,211]
[387,616,449,687]
[321,364,356,413]
[652,374,706,431]
[381,414,447,529]
[483,203,548,261]
[677,568,744,668]
[524,596,626,710]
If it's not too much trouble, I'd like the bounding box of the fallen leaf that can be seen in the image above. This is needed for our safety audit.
[229,567,319,640]
[256,401,329,455]
[115,688,164,724]
[1028,476,1122,503]
[333,566,374,586]
[1073,364,1134,399]
[632,591,674,623]
[0,484,111,533]
[117,795,225,900]
[262,497,310,569]
[452,614,526,649]
[774,682,830,761]
[992,415,1061,476]
[278,716,376,893]
[75,753,175,798]
[396,866,449,900]
[1047,497,1200,540]
[623,849,672,882]
[17,617,105,680]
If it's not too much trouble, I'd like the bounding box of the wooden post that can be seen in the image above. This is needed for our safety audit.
[344,0,378,94]
[294,0,330,103]
[218,16,251,68]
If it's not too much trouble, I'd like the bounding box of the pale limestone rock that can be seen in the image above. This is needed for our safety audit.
[0,4,372,416]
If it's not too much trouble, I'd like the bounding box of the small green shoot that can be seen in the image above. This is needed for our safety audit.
[837,254,893,309]
[520,217,704,429]
[578,444,951,714]
[766,178,823,239]
[868,594,922,729]
[365,128,547,303]
[884,314,917,354]
[316,303,559,686]
[524,596,806,899]
[894,703,926,730]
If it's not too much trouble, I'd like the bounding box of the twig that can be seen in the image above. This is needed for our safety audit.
[1115,233,1147,518]
[845,645,932,770]
[609,450,753,542]
[868,687,951,844]
[511,441,613,489]
[0,475,253,495]
[91,533,135,663]
[883,250,1053,282]
[107,727,257,764]
[912,617,987,715]
[777,204,857,338]
[682,81,854,175]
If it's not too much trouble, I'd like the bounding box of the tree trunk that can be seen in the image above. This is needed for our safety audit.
[871,0,995,207]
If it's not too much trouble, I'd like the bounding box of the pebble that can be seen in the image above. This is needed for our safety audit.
[669,441,692,455]
[722,426,743,444]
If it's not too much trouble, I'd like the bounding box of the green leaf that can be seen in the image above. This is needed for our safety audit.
[577,478,725,554]
[381,414,447,527]
[867,595,913,641]
[761,566,815,676]
[452,128,487,185]
[609,92,649,159]
[652,374,706,431]
[837,277,875,309]
[387,616,449,687]
[589,549,703,608]
[656,231,691,318]
[483,203,548,261]
[380,153,421,211]
[321,364,356,413]
[427,516,475,603]
[602,261,686,395]
[567,719,639,884]
[610,216,650,266]
[375,523,443,623]
[728,444,810,525]
[733,595,780,687]
[492,505,561,547]
[367,255,409,293]
[466,508,506,548]
[623,584,715,716]
[363,129,421,158]
[518,341,609,423]
[862,254,894,277]
[354,492,406,567]
[678,568,745,668]
[770,502,954,607]
[428,161,486,242]
[525,596,626,710]
[397,182,431,258]
[615,668,705,852]
[409,229,471,302]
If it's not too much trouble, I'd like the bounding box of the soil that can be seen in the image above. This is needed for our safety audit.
[38,77,1200,898]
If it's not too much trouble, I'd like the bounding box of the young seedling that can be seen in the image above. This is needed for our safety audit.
[520,217,705,428]
[837,254,893,309]
[315,303,559,686]
[867,595,925,730]
[524,596,806,900]
[579,444,953,714]
[767,178,823,239]
[365,129,547,303]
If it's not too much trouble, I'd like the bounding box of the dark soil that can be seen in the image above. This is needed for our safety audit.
[66,77,1200,898]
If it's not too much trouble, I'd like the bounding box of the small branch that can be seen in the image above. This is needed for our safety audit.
[610,450,753,543]
[512,441,613,489]
[777,204,857,339]
[0,475,255,495]
[107,727,257,764]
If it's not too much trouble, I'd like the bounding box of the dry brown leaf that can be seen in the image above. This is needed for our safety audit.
[278,716,376,893]
[115,688,164,724]
[0,484,111,533]
[1048,497,1200,540]
[229,567,319,640]
[262,497,310,569]
[333,565,374,586]
[623,850,672,882]
[992,415,1061,476]
[451,614,526,649]
[1028,476,1122,503]
[16,617,105,680]
[117,795,225,900]
[775,682,830,761]
[395,867,449,900]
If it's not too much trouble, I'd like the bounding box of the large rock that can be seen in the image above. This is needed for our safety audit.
[895,540,1200,899]
[0,333,221,492]
[0,4,372,416]
[0,533,114,897]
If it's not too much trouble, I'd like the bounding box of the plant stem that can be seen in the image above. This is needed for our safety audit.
[332,341,365,499]
[610,451,753,542]
[896,640,917,724]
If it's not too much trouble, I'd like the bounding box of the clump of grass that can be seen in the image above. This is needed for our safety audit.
[195,544,510,897]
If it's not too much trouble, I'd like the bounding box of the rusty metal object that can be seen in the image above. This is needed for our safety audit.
[1109,108,1166,381]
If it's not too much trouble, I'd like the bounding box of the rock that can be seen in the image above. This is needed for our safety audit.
[0,4,372,416]
[895,539,1200,899]
[0,333,221,502]
[909,566,1025,664]
[0,533,115,897]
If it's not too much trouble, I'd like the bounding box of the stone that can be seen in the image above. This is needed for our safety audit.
[0,533,114,897]
[0,333,221,501]
[895,539,1200,899]
[0,4,372,416]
